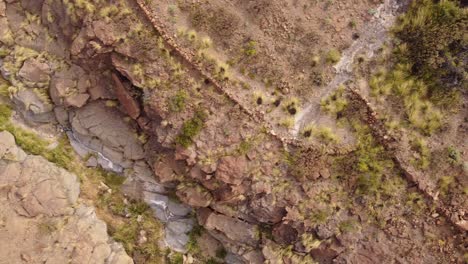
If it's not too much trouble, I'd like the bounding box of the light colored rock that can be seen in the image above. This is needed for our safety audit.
[154,158,177,183]
[165,226,190,252]
[5,155,80,217]
[65,93,89,108]
[0,133,133,264]
[0,1,5,17]
[0,131,26,162]
[70,102,144,166]
[12,89,55,123]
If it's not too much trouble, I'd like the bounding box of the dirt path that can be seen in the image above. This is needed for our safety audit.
[292,0,401,136]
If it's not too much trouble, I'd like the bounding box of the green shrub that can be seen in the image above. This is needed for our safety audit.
[0,104,12,125]
[237,139,253,155]
[321,85,348,116]
[302,124,339,144]
[368,63,443,135]
[186,224,203,254]
[447,146,461,165]
[169,252,184,264]
[279,117,295,129]
[43,136,74,169]
[243,40,257,57]
[169,90,188,112]
[100,168,126,188]
[4,124,49,155]
[410,138,431,169]
[312,126,339,144]
[175,110,207,147]
[283,98,300,116]
[438,176,455,196]
[339,220,359,233]
[353,122,393,194]
[393,0,467,89]
[326,49,341,64]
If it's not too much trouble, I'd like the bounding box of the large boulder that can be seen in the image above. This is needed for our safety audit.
[69,101,144,168]
[4,155,80,217]
[93,20,120,46]
[12,89,55,123]
[199,209,259,247]
[49,65,90,108]
[0,130,133,264]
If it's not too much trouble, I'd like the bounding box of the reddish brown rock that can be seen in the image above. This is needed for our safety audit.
[250,194,286,224]
[153,159,177,183]
[112,73,140,119]
[212,184,244,203]
[18,58,50,85]
[203,210,259,247]
[215,156,247,185]
[175,146,196,165]
[93,20,118,46]
[176,184,213,207]
[272,223,298,245]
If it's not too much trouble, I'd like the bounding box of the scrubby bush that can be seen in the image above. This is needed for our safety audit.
[279,117,295,129]
[168,90,188,112]
[243,40,257,57]
[0,104,11,125]
[321,85,348,117]
[410,138,431,169]
[447,146,461,165]
[175,110,207,147]
[393,0,467,90]
[283,98,300,116]
[369,63,443,135]
[326,49,341,64]
[352,122,393,194]
[302,124,339,144]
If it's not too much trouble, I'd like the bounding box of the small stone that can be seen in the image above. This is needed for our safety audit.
[431,213,439,218]
[20,253,31,262]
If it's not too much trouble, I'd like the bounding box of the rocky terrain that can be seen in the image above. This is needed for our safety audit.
[0,0,466,263]
[0,130,132,264]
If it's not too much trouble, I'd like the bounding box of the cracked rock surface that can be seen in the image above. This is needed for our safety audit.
[0,131,133,264]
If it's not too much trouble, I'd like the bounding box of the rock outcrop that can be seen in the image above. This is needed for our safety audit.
[69,101,144,171]
[0,131,133,264]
